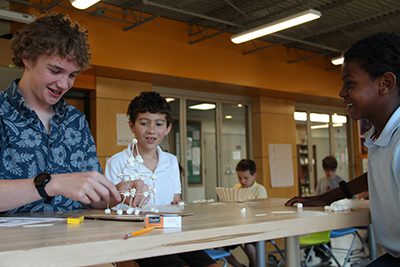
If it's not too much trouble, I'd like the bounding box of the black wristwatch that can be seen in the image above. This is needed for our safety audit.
[34,173,53,202]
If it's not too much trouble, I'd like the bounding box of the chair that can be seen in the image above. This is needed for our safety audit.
[266,240,286,266]
[204,249,231,267]
[330,227,369,265]
[300,231,341,267]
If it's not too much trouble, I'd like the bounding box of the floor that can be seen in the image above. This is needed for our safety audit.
[224,228,374,267]
[93,229,375,267]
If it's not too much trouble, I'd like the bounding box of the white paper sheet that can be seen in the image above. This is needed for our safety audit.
[0,217,65,227]
[268,144,294,187]
[116,113,134,146]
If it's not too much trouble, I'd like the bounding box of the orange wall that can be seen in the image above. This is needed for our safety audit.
[19,6,347,198]
[0,39,12,67]
[95,77,152,169]
[55,10,342,99]
[252,96,298,197]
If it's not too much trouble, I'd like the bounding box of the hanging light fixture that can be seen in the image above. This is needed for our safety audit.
[231,9,321,44]
[70,0,101,9]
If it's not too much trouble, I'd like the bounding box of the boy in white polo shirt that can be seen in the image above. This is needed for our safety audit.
[106,91,217,267]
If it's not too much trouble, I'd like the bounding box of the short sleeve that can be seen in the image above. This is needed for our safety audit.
[105,155,123,185]
[171,157,182,194]
[257,184,268,198]
[315,181,322,195]
[0,119,4,149]
[82,118,102,173]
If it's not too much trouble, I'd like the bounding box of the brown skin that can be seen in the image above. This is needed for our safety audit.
[287,60,399,207]
[285,172,368,206]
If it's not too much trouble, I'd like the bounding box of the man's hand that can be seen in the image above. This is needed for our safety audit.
[46,171,121,206]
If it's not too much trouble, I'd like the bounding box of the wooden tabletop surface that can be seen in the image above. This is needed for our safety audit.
[0,198,370,267]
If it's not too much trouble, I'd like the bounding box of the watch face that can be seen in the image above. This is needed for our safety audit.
[34,173,51,186]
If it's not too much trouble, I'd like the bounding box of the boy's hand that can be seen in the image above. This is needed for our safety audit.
[171,194,181,205]
[116,179,150,207]
[285,195,328,207]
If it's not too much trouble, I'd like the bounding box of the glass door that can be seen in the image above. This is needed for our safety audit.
[159,87,251,202]
[294,109,351,196]
[310,112,330,191]
[220,103,249,188]
[331,114,349,180]
[185,100,217,202]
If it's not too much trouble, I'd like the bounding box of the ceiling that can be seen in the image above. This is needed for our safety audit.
[2,0,400,61]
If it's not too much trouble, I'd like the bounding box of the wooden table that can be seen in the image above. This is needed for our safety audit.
[0,198,370,267]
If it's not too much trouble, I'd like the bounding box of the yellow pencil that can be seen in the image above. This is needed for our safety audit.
[123,226,155,240]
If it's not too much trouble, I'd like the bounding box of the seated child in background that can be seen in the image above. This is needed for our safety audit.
[233,159,267,198]
[315,156,343,195]
[313,155,344,265]
[225,159,267,267]
[106,91,217,267]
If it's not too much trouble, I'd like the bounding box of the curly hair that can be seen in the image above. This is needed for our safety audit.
[344,32,400,88]
[11,13,90,69]
[127,91,171,126]
[236,159,256,175]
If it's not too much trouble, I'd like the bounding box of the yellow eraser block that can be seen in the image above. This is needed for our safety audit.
[67,216,84,224]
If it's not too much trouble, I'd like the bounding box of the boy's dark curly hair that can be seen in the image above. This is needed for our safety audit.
[344,32,400,88]
[11,13,90,69]
[236,159,257,175]
[127,91,171,126]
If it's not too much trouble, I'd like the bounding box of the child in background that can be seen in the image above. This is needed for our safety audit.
[233,159,267,198]
[225,159,267,267]
[106,91,217,267]
[315,156,343,195]
[312,156,344,265]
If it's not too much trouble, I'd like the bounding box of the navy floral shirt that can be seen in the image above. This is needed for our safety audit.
[0,80,101,214]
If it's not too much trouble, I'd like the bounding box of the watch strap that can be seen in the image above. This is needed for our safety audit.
[35,173,53,203]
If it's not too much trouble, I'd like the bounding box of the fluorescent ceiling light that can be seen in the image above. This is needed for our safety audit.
[165,97,175,102]
[231,9,321,44]
[331,56,344,65]
[0,9,35,23]
[70,0,101,9]
[189,103,216,110]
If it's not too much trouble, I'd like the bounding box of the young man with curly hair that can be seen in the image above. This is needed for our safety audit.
[0,14,121,214]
